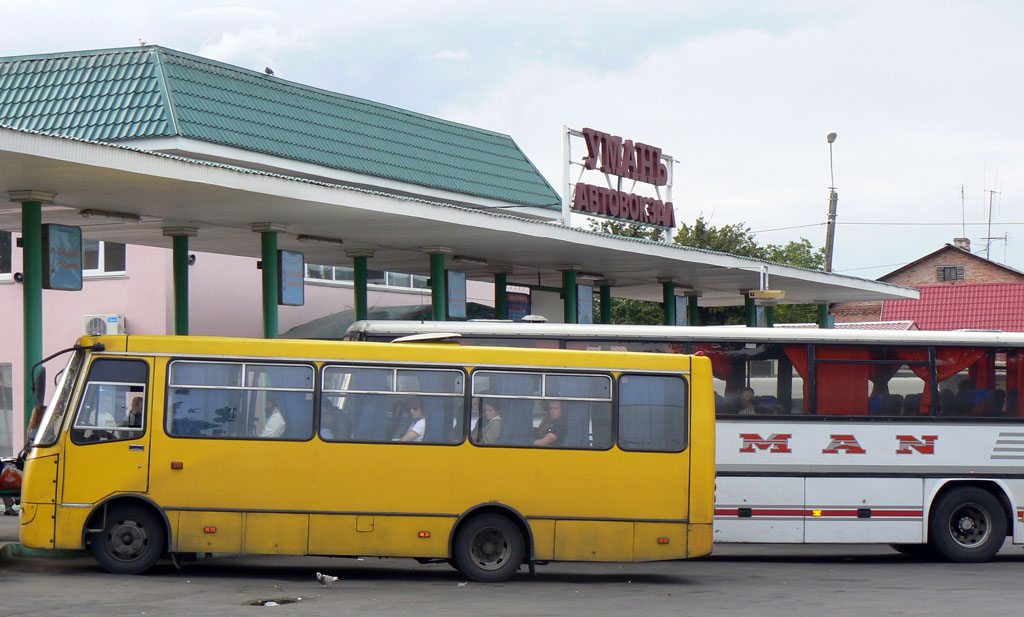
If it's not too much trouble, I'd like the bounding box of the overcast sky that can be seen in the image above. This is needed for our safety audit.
[3,0,1022,279]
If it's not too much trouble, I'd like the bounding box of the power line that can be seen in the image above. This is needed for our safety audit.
[833,261,909,273]
[752,220,1024,233]
[750,223,823,233]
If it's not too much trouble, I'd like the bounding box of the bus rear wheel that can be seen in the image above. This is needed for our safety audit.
[452,513,524,583]
[928,487,1006,563]
[90,504,164,574]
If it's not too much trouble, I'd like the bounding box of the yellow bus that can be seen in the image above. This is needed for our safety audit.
[19,335,714,581]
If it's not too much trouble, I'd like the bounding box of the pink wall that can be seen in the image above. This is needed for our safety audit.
[0,242,169,453]
[2,242,495,453]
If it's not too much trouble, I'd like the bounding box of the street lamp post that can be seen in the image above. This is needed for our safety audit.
[823,132,839,273]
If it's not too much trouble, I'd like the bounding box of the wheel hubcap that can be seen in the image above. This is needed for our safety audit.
[949,503,990,548]
[470,527,510,571]
[108,519,148,560]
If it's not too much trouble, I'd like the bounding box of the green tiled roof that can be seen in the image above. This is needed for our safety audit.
[0,46,560,208]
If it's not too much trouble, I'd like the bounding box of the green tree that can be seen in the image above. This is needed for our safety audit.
[675,215,825,324]
[588,219,664,324]
[673,217,762,258]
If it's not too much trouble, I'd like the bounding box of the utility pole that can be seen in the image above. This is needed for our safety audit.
[823,132,838,273]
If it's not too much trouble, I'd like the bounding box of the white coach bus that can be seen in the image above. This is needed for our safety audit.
[344,320,1024,562]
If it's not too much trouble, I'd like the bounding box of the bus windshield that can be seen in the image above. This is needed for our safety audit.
[34,350,85,447]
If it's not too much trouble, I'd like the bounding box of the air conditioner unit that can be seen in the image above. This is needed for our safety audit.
[83,314,127,336]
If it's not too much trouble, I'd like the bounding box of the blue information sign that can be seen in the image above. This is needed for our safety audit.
[41,224,82,291]
[278,250,305,306]
[675,295,688,325]
[577,284,593,324]
[507,292,531,321]
[447,270,467,319]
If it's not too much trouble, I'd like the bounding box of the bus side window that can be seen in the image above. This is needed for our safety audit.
[618,374,687,452]
[70,358,149,445]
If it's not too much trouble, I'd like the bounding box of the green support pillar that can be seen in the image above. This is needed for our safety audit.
[661,280,676,326]
[817,304,830,329]
[745,295,757,327]
[687,296,700,326]
[765,305,775,328]
[253,223,283,338]
[13,191,53,427]
[345,250,374,322]
[494,272,508,319]
[164,227,197,336]
[353,257,368,321]
[426,249,449,321]
[561,269,578,324]
[599,285,612,324]
[172,236,189,335]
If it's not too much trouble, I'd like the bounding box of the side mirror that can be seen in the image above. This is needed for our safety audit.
[32,367,46,408]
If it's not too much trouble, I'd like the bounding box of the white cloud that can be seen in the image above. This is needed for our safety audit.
[432,49,470,61]
[1,0,1022,278]
[439,1,1024,276]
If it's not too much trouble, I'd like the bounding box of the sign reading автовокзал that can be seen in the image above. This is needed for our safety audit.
[571,127,675,229]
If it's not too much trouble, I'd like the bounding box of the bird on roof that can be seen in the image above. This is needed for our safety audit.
[264,67,275,76]
[139,39,147,46]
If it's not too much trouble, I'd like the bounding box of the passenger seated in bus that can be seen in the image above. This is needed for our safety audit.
[125,397,144,428]
[937,389,956,416]
[534,400,566,446]
[955,380,983,416]
[903,393,923,416]
[737,387,756,415]
[993,389,1006,416]
[259,395,287,438]
[397,398,426,442]
[473,399,503,445]
[320,406,351,440]
[753,395,780,415]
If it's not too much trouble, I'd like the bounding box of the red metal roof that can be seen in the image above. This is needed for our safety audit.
[881,283,1024,331]
[777,321,918,330]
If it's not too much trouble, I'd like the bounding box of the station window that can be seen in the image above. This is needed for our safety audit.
[84,240,126,277]
[305,263,428,290]
[0,231,11,281]
[0,363,12,456]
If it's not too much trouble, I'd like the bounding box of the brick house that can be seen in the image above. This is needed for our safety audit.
[833,238,1024,329]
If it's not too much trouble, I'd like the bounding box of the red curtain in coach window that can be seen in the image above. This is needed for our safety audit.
[783,345,810,413]
[814,347,871,415]
[692,344,736,379]
[868,350,902,397]
[783,345,871,415]
[693,343,746,399]
[1007,351,1024,417]
[968,353,996,390]
[786,347,868,415]
[898,347,987,414]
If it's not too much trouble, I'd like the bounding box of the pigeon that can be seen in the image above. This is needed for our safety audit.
[315,571,338,587]
[139,39,147,46]
[264,67,275,76]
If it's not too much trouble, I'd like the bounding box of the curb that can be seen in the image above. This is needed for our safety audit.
[0,542,86,562]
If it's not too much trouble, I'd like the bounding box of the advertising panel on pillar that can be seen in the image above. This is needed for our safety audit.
[561,126,676,232]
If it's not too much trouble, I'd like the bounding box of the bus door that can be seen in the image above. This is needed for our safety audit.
[60,358,152,506]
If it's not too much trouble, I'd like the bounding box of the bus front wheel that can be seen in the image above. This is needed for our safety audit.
[90,504,164,574]
[452,513,524,582]
[928,487,1006,563]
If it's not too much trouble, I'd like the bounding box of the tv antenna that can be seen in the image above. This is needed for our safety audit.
[985,188,1001,260]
